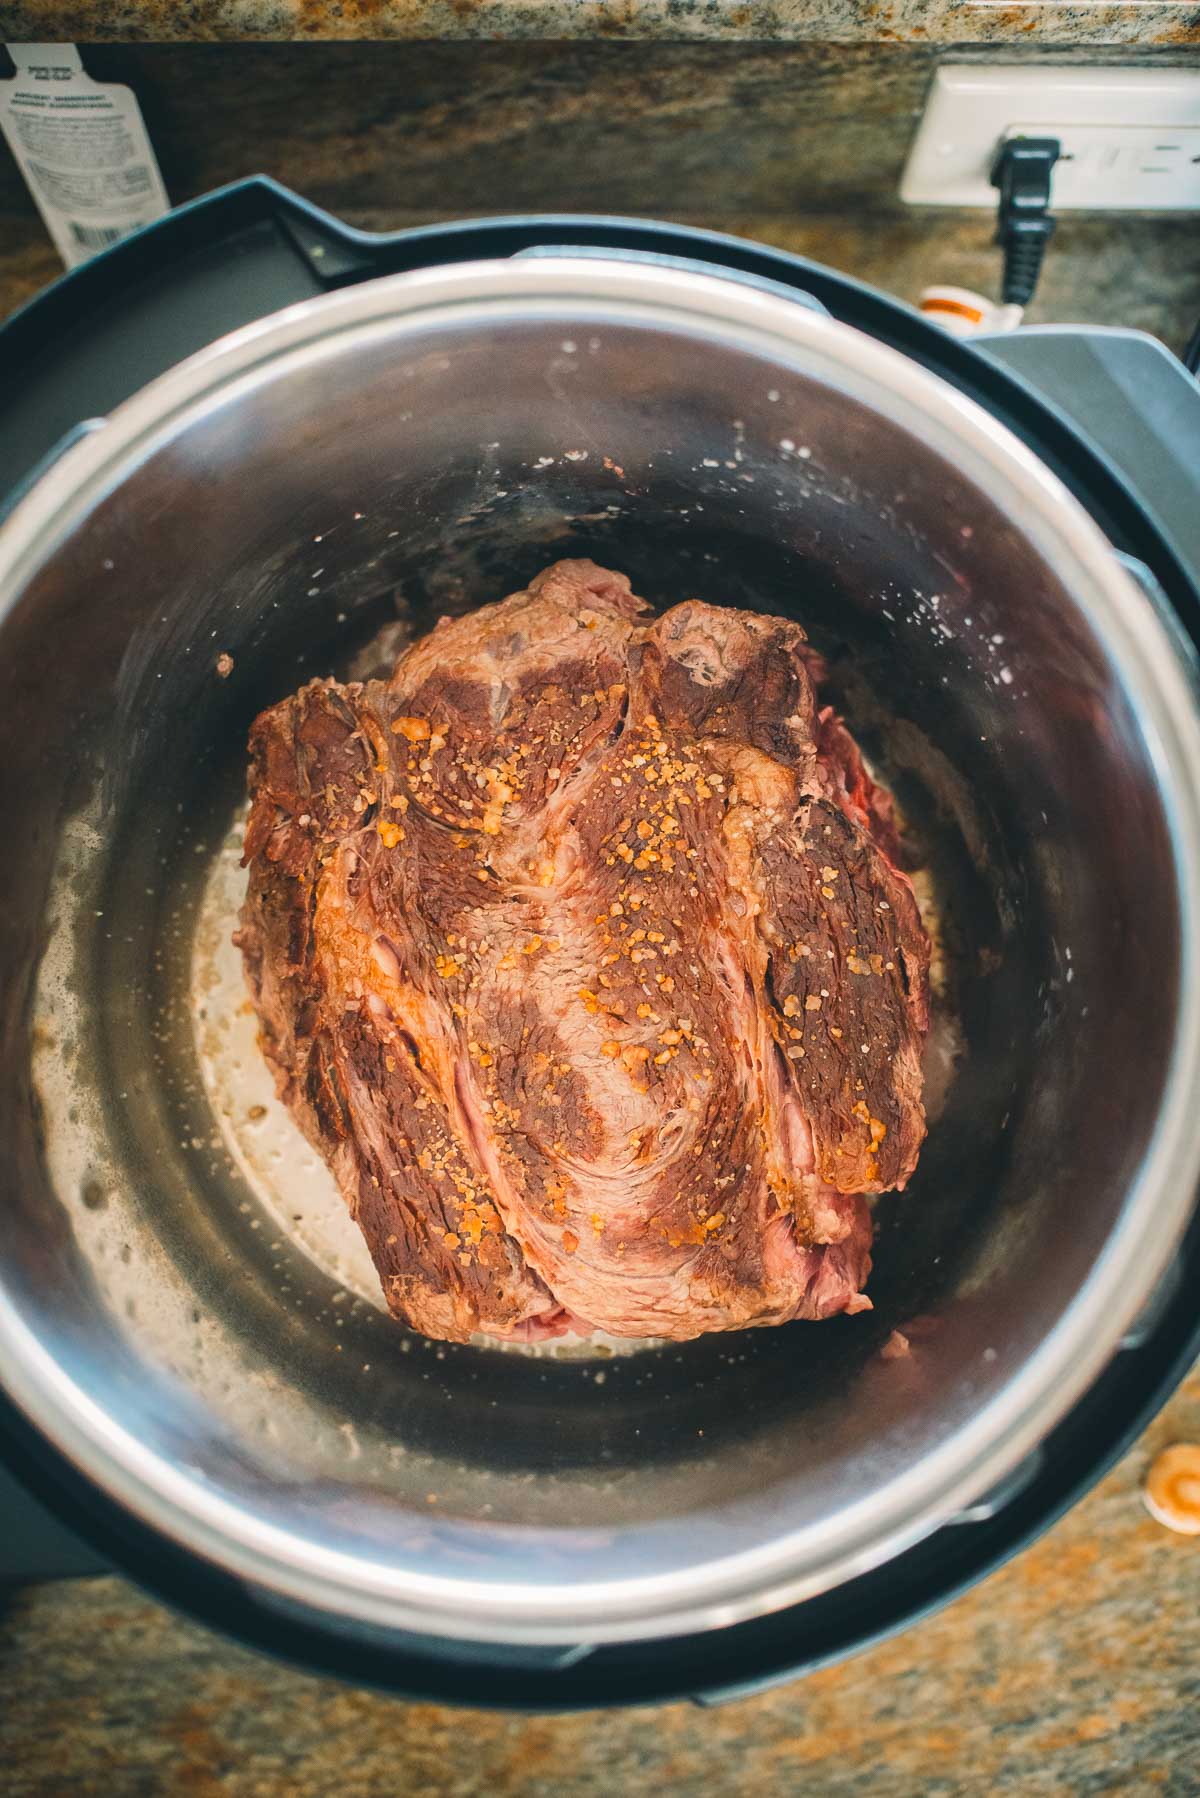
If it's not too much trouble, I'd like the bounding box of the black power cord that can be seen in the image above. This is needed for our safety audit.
[990,136,1061,309]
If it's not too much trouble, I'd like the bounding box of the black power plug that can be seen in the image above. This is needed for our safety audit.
[990,136,1061,309]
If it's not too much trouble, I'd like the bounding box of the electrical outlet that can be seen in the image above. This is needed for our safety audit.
[902,66,1200,211]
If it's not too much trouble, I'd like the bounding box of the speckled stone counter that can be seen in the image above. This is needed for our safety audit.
[1,1358,1197,1795]
[1,0,1198,45]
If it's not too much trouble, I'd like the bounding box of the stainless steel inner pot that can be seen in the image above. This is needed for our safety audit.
[2,258,1200,1650]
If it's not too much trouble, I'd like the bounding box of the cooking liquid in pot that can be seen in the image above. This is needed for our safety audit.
[29,596,967,1386]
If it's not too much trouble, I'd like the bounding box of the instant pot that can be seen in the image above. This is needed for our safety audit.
[2,177,1200,1709]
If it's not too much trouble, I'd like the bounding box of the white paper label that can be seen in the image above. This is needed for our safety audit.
[1,43,169,268]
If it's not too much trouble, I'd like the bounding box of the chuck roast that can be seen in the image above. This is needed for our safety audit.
[238,561,930,1343]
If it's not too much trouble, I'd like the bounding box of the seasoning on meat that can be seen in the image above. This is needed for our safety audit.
[236,560,930,1343]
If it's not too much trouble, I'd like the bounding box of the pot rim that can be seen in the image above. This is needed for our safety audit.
[2,254,1199,1647]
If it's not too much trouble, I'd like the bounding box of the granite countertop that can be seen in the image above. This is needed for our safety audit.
[1,1359,1197,1794]
[0,0,1198,44]
[5,40,1200,333]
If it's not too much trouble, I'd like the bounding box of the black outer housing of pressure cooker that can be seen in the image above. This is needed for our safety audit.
[1,178,1199,1710]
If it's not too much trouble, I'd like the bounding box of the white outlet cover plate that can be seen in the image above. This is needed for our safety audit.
[902,65,1200,211]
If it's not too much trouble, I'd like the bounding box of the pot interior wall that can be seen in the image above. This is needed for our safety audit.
[0,301,1182,1606]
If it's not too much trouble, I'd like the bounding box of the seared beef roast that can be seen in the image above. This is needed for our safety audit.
[238,561,930,1343]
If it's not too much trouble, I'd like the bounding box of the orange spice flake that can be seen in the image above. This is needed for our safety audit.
[852,1099,888,1151]
[391,715,431,741]
[480,772,514,836]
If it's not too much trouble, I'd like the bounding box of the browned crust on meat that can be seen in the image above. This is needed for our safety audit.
[237,560,930,1343]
